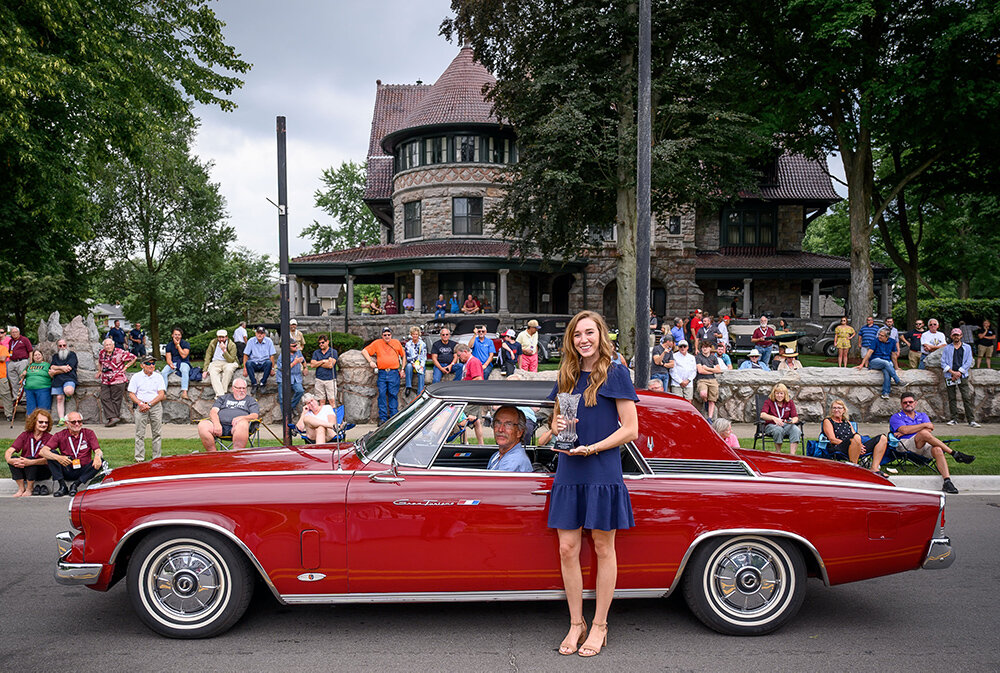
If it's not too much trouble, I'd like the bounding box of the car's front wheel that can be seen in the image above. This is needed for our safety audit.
[127,526,254,638]
[682,535,806,636]
[823,341,838,357]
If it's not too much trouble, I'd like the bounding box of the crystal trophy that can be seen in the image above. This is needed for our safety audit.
[554,392,581,453]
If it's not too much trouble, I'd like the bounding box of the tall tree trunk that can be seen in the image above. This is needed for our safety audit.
[843,145,875,357]
[615,42,637,359]
[149,284,160,356]
[903,266,919,326]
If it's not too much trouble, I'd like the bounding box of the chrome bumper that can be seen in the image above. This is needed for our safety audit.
[55,531,103,586]
[922,536,955,570]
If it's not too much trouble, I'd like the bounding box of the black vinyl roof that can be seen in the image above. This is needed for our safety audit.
[425,380,555,404]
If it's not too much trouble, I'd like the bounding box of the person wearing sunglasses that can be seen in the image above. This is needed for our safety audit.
[41,411,103,496]
[669,340,697,401]
[5,409,54,496]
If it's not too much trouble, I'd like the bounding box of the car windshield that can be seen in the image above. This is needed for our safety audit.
[355,396,430,461]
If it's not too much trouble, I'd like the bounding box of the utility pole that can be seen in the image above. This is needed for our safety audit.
[634,0,652,388]
[276,116,292,444]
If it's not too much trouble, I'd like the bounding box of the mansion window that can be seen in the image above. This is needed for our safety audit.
[394,132,518,172]
[454,135,480,162]
[667,215,681,235]
[404,201,422,239]
[721,205,776,247]
[453,197,483,235]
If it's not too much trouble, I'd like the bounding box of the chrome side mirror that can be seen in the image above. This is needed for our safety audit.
[369,452,405,484]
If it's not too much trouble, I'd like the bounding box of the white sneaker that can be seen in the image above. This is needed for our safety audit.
[946,419,958,425]
[969,421,982,428]
[880,394,890,399]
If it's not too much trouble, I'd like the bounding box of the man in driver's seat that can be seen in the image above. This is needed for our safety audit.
[487,406,533,472]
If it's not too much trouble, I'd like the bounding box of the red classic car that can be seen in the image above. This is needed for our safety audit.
[55,381,954,639]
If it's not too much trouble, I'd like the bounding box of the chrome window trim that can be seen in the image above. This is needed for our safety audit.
[367,396,448,464]
[108,518,283,603]
[280,587,669,605]
[667,528,830,591]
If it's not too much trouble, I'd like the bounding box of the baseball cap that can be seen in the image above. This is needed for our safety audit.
[749,348,761,357]
[382,327,392,334]
[141,356,156,365]
[677,340,688,347]
[527,319,539,328]
[290,318,298,325]
[950,328,963,337]
[216,329,227,337]
[255,326,266,333]
[505,329,516,337]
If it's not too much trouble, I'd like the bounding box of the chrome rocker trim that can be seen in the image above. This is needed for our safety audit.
[55,531,103,586]
[280,587,670,605]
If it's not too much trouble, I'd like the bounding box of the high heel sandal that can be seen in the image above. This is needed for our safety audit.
[578,621,607,657]
[558,619,588,656]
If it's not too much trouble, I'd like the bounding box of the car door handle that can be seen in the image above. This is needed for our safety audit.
[531,489,551,495]
[370,472,405,483]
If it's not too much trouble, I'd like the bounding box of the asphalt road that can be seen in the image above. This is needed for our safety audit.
[2,496,998,673]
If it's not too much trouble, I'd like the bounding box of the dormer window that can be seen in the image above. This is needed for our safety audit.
[721,204,777,246]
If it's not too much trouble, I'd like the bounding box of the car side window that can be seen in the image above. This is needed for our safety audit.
[394,403,463,468]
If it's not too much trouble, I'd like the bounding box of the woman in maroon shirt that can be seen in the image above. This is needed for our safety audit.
[760,383,802,454]
[5,409,53,496]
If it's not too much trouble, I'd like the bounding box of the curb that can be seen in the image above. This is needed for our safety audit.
[4,475,999,496]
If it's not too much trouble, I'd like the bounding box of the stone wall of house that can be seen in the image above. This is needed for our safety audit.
[695,207,720,250]
[391,164,508,243]
[777,205,803,252]
[751,278,803,317]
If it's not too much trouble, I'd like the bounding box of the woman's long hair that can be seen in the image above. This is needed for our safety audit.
[25,408,52,433]
[557,311,615,407]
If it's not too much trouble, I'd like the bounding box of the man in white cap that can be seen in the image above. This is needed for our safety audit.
[203,329,240,396]
[516,319,540,372]
[289,318,306,351]
[669,340,697,400]
[499,328,522,376]
[738,349,770,370]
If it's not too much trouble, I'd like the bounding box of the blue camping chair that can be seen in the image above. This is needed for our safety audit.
[858,433,958,473]
[288,405,354,445]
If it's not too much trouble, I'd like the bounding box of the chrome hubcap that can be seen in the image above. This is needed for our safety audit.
[150,547,223,619]
[711,544,784,617]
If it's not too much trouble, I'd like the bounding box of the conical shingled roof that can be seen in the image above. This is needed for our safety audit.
[400,46,498,129]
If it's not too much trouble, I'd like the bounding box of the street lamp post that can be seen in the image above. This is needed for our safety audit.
[276,116,292,445]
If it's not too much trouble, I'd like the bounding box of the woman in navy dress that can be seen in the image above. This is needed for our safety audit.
[549,310,638,657]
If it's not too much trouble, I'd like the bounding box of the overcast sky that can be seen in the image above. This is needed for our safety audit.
[192,1,848,261]
[191,0,459,259]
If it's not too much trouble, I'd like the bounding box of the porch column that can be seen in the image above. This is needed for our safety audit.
[346,275,355,315]
[413,269,423,313]
[499,268,509,313]
[311,283,320,315]
[295,278,305,316]
[742,278,752,317]
[879,277,891,318]
[811,278,821,320]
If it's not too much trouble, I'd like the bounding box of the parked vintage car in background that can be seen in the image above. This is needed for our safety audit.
[56,382,953,639]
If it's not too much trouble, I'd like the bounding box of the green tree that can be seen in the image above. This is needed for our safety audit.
[444,0,763,355]
[93,118,228,353]
[300,160,380,252]
[0,0,249,324]
[732,0,1000,344]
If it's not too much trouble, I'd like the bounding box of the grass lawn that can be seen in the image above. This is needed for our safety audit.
[737,435,1000,476]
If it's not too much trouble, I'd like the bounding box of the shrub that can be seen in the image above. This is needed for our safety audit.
[893,298,1000,329]
[300,330,364,355]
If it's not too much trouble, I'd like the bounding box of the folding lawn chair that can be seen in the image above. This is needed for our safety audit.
[288,405,354,445]
[214,420,261,451]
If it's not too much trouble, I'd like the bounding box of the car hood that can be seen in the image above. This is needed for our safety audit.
[737,448,891,486]
[105,444,361,483]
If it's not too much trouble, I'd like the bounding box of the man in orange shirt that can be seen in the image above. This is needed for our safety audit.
[362,326,406,423]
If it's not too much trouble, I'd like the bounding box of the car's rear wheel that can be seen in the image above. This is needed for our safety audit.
[127,527,254,638]
[823,341,838,357]
[682,535,806,636]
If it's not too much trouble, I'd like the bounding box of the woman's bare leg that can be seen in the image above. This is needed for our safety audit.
[557,528,586,653]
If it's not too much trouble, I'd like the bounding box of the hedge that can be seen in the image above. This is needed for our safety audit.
[892,298,1000,329]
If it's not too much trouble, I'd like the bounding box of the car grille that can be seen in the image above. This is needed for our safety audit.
[645,458,754,477]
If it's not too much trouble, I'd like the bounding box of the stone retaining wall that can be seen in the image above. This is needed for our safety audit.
[53,358,1000,427]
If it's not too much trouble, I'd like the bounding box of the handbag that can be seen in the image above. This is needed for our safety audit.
[188,366,204,382]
